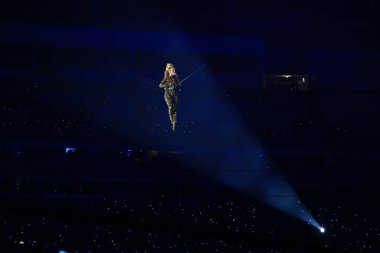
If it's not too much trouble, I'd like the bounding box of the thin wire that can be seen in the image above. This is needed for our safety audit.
[113,60,212,89]
[113,67,159,84]
[112,70,158,87]
[180,60,212,84]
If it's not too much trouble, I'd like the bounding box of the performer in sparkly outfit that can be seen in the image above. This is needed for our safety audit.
[159,63,181,131]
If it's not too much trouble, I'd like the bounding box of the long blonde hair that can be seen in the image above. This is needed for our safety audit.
[164,63,175,79]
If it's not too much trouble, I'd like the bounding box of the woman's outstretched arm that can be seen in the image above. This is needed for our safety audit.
[159,77,166,88]
[175,75,181,86]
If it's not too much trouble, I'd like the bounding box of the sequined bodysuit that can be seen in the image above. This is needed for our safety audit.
[159,74,181,130]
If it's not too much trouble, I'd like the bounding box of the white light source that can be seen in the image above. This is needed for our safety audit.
[65,147,77,153]
[320,227,325,233]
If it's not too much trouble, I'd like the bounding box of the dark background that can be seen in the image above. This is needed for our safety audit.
[0,1,380,252]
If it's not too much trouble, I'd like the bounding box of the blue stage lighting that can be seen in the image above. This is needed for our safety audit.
[65,147,77,153]
[125,149,133,156]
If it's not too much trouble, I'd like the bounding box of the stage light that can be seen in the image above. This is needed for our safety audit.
[65,147,77,153]
[125,149,133,156]
[58,250,68,253]
[320,227,325,233]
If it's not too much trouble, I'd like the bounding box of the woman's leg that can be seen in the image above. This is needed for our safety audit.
[164,93,173,123]
[171,95,178,130]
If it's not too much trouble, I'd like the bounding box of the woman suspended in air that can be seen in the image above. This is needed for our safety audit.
[113,61,210,131]
[159,63,181,131]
